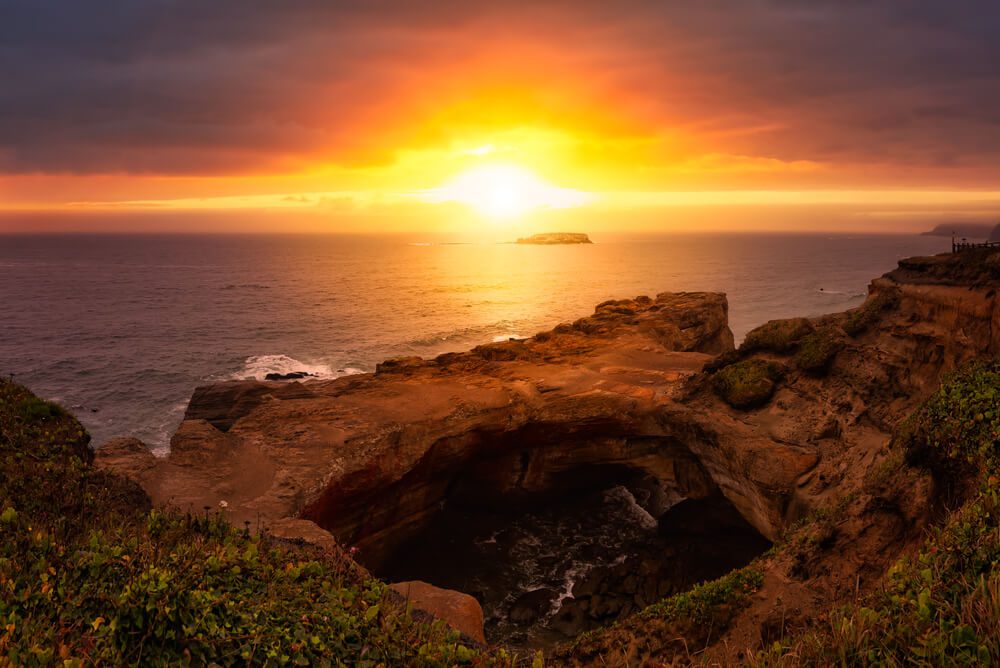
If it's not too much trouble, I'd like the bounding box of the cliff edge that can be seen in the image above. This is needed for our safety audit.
[91,248,1000,664]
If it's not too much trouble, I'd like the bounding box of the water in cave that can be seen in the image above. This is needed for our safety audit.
[378,476,771,650]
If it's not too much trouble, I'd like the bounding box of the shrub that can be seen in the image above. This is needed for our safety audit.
[741,318,814,354]
[793,328,843,374]
[16,397,65,422]
[639,567,765,624]
[0,379,518,667]
[713,359,783,408]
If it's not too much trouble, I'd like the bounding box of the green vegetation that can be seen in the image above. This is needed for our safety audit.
[749,359,1000,666]
[713,359,783,408]
[740,318,813,354]
[638,567,764,624]
[0,379,516,667]
[555,566,765,666]
[4,352,998,667]
[793,328,843,374]
[16,397,66,423]
[842,291,898,337]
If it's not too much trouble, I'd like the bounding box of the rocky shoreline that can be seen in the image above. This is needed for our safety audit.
[97,249,1000,660]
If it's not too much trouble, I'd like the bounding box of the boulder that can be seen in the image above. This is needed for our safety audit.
[264,371,315,381]
[389,581,486,644]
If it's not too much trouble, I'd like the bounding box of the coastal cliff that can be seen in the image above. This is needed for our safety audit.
[12,248,999,664]
[99,292,739,570]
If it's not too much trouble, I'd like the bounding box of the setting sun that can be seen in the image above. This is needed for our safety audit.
[422,163,593,220]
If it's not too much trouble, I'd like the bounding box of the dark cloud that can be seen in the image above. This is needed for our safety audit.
[1,0,999,176]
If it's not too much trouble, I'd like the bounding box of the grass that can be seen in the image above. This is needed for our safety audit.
[713,359,783,409]
[748,358,1000,666]
[553,566,765,666]
[0,379,520,667]
[637,567,765,624]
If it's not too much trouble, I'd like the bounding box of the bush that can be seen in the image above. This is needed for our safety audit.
[0,379,518,667]
[713,359,783,408]
[794,328,843,374]
[16,397,65,422]
[741,318,814,354]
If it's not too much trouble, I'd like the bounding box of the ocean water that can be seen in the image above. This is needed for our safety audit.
[0,233,947,452]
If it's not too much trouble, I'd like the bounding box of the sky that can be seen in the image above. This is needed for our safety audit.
[2,0,1000,235]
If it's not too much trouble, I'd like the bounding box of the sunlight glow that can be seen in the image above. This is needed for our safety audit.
[422,163,593,220]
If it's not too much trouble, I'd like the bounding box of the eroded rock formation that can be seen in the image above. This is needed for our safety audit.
[96,249,1000,660]
[98,292,763,566]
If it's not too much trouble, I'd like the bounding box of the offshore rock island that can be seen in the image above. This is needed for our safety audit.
[515,232,593,244]
[4,248,1000,665]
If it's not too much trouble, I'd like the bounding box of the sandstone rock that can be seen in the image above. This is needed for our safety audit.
[389,581,486,644]
[96,261,1000,659]
[265,518,342,554]
[94,437,157,483]
[102,292,759,572]
[184,381,316,431]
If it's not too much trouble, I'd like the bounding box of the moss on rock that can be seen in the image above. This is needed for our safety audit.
[794,328,844,374]
[741,318,814,354]
[713,358,783,409]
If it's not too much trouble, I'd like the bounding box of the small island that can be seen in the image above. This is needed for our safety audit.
[515,232,593,245]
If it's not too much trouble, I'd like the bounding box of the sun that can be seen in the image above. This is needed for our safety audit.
[424,163,592,220]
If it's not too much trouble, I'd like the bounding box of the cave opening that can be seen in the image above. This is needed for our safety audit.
[373,457,771,650]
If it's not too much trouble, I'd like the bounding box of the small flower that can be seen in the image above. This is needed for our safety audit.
[218,500,229,509]
[348,546,359,556]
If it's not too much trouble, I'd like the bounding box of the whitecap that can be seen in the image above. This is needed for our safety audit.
[226,354,362,382]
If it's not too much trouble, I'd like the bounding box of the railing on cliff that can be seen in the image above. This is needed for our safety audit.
[952,238,1000,253]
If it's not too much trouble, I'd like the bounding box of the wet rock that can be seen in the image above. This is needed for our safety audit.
[264,371,314,381]
[509,588,558,625]
[550,600,588,637]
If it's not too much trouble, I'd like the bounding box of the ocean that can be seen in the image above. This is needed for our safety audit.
[0,233,947,452]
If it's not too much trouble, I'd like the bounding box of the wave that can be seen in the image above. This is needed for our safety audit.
[221,283,270,290]
[226,354,364,382]
[492,333,524,343]
[405,320,523,349]
[816,288,866,298]
[150,401,189,458]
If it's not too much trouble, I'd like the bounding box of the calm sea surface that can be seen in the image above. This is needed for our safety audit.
[0,233,947,451]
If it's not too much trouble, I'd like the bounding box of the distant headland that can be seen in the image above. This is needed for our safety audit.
[515,232,593,245]
[921,222,995,239]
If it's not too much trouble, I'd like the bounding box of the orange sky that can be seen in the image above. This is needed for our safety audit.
[2,2,999,234]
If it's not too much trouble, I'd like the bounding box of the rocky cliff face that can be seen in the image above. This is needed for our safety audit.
[97,250,1000,658]
[98,293,743,565]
